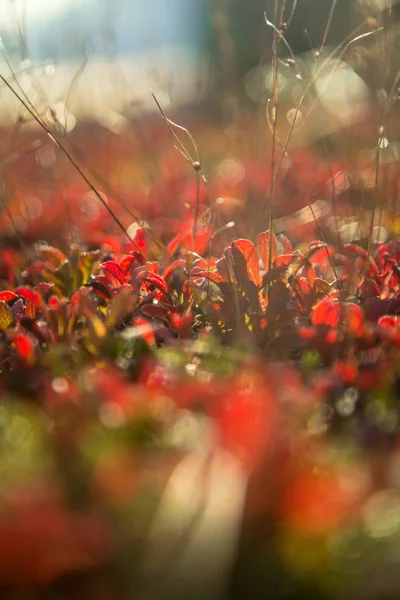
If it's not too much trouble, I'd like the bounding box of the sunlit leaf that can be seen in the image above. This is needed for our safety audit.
[135,271,170,299]
[0,301,13,330]
[311,297,340,328]
[101,261,127,287]
[277,233,293,254]
[15,287,41,308]
[37,244,67,266]
[79,250,100,285]
[0,291,17,303]
[257,230,277,272]
[232,239,261,286]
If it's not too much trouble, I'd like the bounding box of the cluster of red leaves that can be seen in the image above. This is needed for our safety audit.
[2,225,400,388]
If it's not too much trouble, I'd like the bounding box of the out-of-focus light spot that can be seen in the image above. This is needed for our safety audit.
[99,402,125,428]
[216,197,243,208]
[116,356,130,370]
[79,192,101,221]
[286,108,302,126]
[185,363,197,376]
[51,377,69,394]
[265,70,287,93]
[326,171,351,196]
[127,220,148,240]
[218,158,245,185]
[365,0,399,10]
[363,490,400,538]
[4,415,32,448]
[167,410,216,452]
[366,400,398,433]
[44,60,56,76]
[245,67,288,102]
[36,144,56,168]
[97,110,130,135]
[336,387,358,416]
[378,136,389,149]
[339,220,362,243]
[20,59,32,71]
[314,61,369,125]
[307,405,334,436]
[151,396,175,424]
[274,199,331,233]
[20,196,43,220]
[79,191,108,221]
[48,102,76,133]
[372,225,388,243]
[244,66,268,102]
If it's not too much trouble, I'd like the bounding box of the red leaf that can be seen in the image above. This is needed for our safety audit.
[120,255,138,275]
[281,468,364,534]
[0,496,110,585]
[101,261,127,287]
[278,233,293,254]
[25,301,37,319]
[167,231,186,256]
[307,245,335,267]
[312,298,340,328]
[0,291,17,303]
[131,317,156,345]
[378,315,399,329]
[132,227,147,255]
[146,261,159,274]
[167,225,211,256]
[343,303,364,335]
[257,230,277,271]
[136,271,170,298]
[212,383,275,470]
[37,244,67,266]
[15,287,41,308]
[48,295,61,310]
[297,325,316,341]
[191,267,225,284]
[275,254,298,268]
[12,333,35,364]
[232,239,261,286]
[169,312,193,337]
[343,244,378,276]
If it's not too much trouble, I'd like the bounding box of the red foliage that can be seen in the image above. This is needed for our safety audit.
[0,494,110,586]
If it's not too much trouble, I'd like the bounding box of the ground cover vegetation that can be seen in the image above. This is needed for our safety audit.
[1,1,400,598]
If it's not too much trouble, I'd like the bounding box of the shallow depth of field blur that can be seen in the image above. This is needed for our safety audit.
[2,1,400,599]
